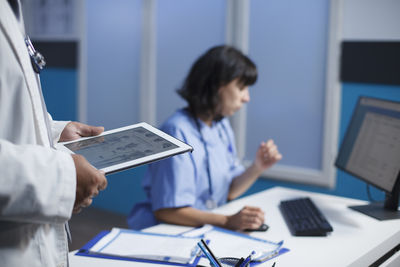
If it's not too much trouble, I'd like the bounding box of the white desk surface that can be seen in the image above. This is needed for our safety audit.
[69,186,400,267]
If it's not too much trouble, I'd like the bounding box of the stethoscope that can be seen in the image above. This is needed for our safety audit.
[25,35,46,74]
[23,34,73,241]
[193,115,234,210]
[24,35,55,149]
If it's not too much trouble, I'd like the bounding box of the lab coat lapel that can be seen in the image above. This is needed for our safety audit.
[0,0,51,146]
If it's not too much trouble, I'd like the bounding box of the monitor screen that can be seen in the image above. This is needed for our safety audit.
[335,96,400,193]
[335,96,400,220]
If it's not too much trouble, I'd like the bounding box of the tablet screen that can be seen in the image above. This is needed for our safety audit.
[59,123,192,174]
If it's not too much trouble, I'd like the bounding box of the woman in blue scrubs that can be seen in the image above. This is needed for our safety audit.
[128,45,282,231]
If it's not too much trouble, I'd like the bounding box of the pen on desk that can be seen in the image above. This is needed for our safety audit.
[234,257,244,267]
[197,242,218,267]
[202,239,222,267]
[271,262,276,267]
[197,239,222,267]
[240,251,255,267]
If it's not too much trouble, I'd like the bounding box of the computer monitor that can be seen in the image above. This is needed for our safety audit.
[335,96,400,220]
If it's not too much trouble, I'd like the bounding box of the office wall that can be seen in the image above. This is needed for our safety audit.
[245,0,400,201]
[335,0,400,200]
[86,0,142,129]
[22,0,79,121]
[84,0,144,214]
[96,0,333,214]
[155,0,226,124]
[247,0,329,171]
[34,0,399,215]
[90,0,226,214]
[23,0,145,215]
[243,83,400,201]
[40,68,77,121]
[342,0,400,41]
[36,41,78,121]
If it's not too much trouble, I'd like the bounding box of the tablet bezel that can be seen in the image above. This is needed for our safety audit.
[56,122,193,174]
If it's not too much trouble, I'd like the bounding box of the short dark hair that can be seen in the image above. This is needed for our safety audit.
[177,45,257,120]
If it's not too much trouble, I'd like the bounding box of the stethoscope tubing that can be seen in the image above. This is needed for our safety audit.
[193,116,233,202]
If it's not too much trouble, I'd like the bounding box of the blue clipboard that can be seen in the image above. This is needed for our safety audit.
[180,226,289,266]
[75,230,202,266]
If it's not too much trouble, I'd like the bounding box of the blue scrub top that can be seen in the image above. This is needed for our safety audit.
[127,109,244,230]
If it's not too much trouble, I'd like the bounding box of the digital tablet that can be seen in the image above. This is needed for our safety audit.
[56,122,193,174]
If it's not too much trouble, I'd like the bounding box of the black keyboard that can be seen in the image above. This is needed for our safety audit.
[279,197,333,236]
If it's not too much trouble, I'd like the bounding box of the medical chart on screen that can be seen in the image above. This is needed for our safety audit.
[64,126,179,170]
[346,112,400,191]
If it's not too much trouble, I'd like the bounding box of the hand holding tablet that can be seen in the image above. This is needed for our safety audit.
[57,122,193,174]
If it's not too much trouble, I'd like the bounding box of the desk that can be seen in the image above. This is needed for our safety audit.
[69,187,400,267]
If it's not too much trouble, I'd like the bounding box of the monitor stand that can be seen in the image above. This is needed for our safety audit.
[349,202,400,221]
[349,176,400,221]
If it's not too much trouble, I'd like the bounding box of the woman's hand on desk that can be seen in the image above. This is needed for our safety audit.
[153,206,265,231]
[225,206,265,231]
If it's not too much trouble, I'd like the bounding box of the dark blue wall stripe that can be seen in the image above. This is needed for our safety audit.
[33,41,77,68]
[340,41,400,86]
[40,68,77,121]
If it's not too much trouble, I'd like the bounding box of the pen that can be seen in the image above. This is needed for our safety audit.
[234,257,244,267]
[197,242,218,267]
[240,251,255,267]
[271,262,276,267]
[201,239,222,267]
[197,239,222,267]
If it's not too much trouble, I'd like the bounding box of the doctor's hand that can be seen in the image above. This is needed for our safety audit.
[254,139,282,172]
[60,121,104,142]
[71,154,108,213]
[225,206,265,231]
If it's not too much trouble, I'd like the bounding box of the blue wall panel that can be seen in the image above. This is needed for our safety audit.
[91,166,147,215]
[85,0,143,215]
[155,0,226,125]
[40,63,146,216]
[40,68,77,121]
[247,0,329,170]
[242,83,400,202]
[86,0,142,129]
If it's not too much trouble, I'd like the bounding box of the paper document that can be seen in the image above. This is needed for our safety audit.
[89,228,200,264]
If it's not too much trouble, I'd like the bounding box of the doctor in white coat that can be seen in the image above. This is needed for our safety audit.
[0,0,108,266]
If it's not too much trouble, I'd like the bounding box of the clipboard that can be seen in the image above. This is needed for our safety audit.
[75,228,202,266]
[181,225,289,265]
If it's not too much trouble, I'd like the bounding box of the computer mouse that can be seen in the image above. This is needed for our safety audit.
[244,223,269,232]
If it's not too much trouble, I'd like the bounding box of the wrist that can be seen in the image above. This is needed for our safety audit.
[251,162,264,176]
[222,215,232,229]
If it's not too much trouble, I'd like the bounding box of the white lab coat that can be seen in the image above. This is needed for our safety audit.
[0,1,76,266]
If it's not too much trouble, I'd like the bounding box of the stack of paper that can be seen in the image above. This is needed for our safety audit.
[87,228,200,265]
